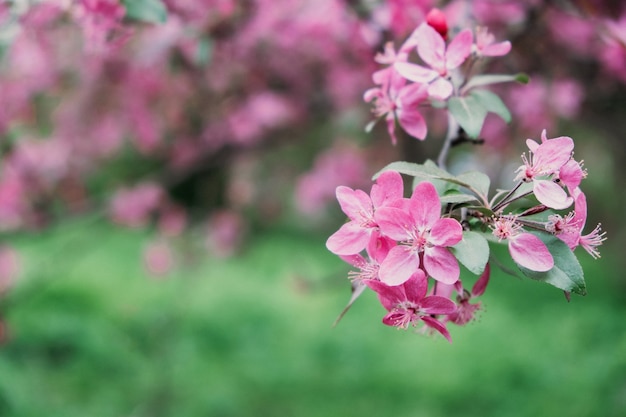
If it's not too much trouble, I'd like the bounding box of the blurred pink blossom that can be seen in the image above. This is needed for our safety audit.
[110,183,164,228]
[143,239,174,277]
[206,210,246,258]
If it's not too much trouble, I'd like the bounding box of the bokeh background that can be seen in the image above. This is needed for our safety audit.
[0,1,624,416]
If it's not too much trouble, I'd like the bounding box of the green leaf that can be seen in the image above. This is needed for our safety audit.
[440,193,478,205]
[448,96,488,138]
[455,171,490,200]
[123,0,167,23]
[373,160,454,182]
[451,231,490,275]
[517,233,586,295]
[463,73,530,92]
[470,89,511,123]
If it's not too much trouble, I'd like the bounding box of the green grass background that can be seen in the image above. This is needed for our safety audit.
[0,219,624,417]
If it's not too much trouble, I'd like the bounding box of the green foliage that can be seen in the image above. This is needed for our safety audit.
[0,221,622,417]
[122,0,167,24]
[461,73,530,92]
[451,231,490,275]
[448,95,488,138]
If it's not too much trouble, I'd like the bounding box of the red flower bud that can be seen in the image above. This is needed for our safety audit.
[426,8,448,39]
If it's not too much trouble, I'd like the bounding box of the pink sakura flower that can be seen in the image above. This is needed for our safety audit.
[547,187,606,259]
[473,27,511,57]
[515,130,574,210]
[326,170,404,256]
[491,216,553,272]
[394,23,473,100]
[339,231,395,284]
[364,269,457,341]
[364,71,429,144]
[375,181,463,286]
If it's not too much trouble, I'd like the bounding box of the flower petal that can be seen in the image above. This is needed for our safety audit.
[363,279,405,311]
[375,206,414,241]
[398,106,428,140]
[534,136,574,173]
[409,181,441,229]
[427,77,453,100]
[423,246,460,285]
[402,270,427,302]
[509,233,554,272]
[533,180,573,210]
[446,28,473,69]
[326,222,370,255]
[336,186,372,220]
[429,218,463,247]
[482,41,511,57]
[420,295,458,315]
[420,315,452,343]
[370,170,404,208]
[378,245,420,286]
[416,23,446,69]
[394,62,438,83]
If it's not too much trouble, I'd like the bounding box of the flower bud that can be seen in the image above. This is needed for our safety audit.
[426,8,448,39]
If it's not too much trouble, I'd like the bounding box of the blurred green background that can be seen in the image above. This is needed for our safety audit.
[0,214,624,417]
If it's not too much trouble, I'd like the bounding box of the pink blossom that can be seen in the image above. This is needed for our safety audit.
[375,181,462,286]
[547,188,606,259]
[437,264,490,326]
[515,130,574,210]
[326,170,404,256]
[492,216,553,272]
[363,269,457,341]
[473,27,511,57]
[394,23,473,100]
[364,72,429,144]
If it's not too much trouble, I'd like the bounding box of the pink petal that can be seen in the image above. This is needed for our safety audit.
[534,136,574,172]
[420,316,452,342]
[533,180,573,210]
[398,107,428,140]
[375,206,415,241]
[482,41,512,57]
[420,295,458,315]
[366,231,396,264]
[509,233,554,272]
[427,77,453,100]
[429,218,463,247]
[423,246,460,284]
[409,181,441,229]
[394,62,437,83]
[326,222,371,255]
[402,270,428,302]
[397,82,428,106]
[378,245,420,286]
[336,186,373,220]
[471,263,490,297]
[363,279,406,311]
[526,138,540,152]
[416,23,446,69]
[558,159,584,189]
[370,170,404,208]
[571,187,587,230]
[446,29,473,69]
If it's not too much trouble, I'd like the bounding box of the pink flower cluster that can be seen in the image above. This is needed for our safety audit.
[364,10,510,144]
[327,171,474,341]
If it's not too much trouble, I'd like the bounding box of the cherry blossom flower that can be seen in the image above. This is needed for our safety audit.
[326,170,404,256]
[364,269,457,341]
[339,231,395,284]
[547,187,606,259]
[492,216,553,272]
[394,23,473,100]
[515,130,574,210]
[375,181,463,286]
[364,71,429,144]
